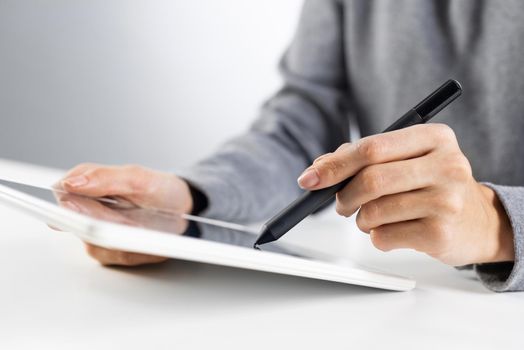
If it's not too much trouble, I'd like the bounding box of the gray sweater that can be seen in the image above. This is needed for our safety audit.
[180,0,524,292]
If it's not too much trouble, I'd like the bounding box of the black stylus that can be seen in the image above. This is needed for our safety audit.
[254,79,462,248]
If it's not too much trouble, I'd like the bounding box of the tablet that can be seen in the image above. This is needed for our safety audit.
[0,178,415,291]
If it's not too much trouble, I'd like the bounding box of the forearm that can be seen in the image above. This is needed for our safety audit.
[179,0,350,222]
[179,92,349,222]
[179,130,310,222]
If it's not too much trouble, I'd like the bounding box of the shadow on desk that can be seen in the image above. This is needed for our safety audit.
[83,259,391,314]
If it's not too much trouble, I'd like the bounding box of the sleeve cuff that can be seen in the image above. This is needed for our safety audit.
[473,183,524,292]
[175,166,244,222]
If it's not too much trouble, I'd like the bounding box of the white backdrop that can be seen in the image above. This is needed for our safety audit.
[0,0,303,171]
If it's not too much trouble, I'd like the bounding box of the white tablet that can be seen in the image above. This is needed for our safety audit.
[0,179,415,291]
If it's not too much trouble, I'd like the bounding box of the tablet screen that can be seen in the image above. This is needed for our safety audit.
[0,178,419,291]
[0,179,303,256]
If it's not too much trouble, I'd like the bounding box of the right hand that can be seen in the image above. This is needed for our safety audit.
[58,163,194,266]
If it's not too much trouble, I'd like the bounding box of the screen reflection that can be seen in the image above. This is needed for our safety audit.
[0,179,299,256]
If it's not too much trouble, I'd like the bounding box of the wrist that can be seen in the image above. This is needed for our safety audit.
[479,184,514,263]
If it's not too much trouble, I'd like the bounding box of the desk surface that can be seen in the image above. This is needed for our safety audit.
[0,159,522,350]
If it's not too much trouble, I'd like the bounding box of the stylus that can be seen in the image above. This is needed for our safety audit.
[254,79,462,248]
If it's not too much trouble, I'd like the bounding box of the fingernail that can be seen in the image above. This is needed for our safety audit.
[63,175,88,188]
[297,168,319,188]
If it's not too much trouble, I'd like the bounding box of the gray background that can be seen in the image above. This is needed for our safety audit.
[0,0,301,171]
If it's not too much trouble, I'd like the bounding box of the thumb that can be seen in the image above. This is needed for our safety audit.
[298,144,356,190]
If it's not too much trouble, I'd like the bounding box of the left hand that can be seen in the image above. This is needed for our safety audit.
[297,124,514,266]
[54,191,188,266]
[56,163,193,266]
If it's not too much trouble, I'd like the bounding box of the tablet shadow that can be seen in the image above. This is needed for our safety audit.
[89,259,393,316]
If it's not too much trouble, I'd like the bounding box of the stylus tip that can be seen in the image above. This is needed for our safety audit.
[253,226,277,247]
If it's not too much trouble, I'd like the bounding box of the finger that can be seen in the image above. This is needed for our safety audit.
[369,220,434,253]
[60,165,149,198]
[336,156,437,217]
[53,163,100,191]
[85,243,167,266]
[298,123,458,189]
[356,189,438,233]
[63,163,100,179]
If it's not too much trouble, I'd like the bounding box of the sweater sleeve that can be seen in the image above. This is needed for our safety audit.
[473,184,524,292]
[178,0,352,223]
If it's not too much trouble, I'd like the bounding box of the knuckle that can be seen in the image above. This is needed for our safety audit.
[357,137,384,163]
[360,167,383,193]
[84,166,105,180]
[312,153,332,164]
[394,196,409,212]
[439,193,464,215]
[316,158,341,179]
[335,143,352,152]
[430,123,457,143]
[427,221,454,249]
[335,201,352,218]
[357,202,380,232]
[355,214,367,232]
[444,153,472,181]
[370,230,390,252]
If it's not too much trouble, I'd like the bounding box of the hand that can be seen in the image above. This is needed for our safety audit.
[297,124,514,266]
[59,164,194,266]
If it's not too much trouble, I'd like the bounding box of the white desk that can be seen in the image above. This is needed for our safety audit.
[0,159,522,349]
